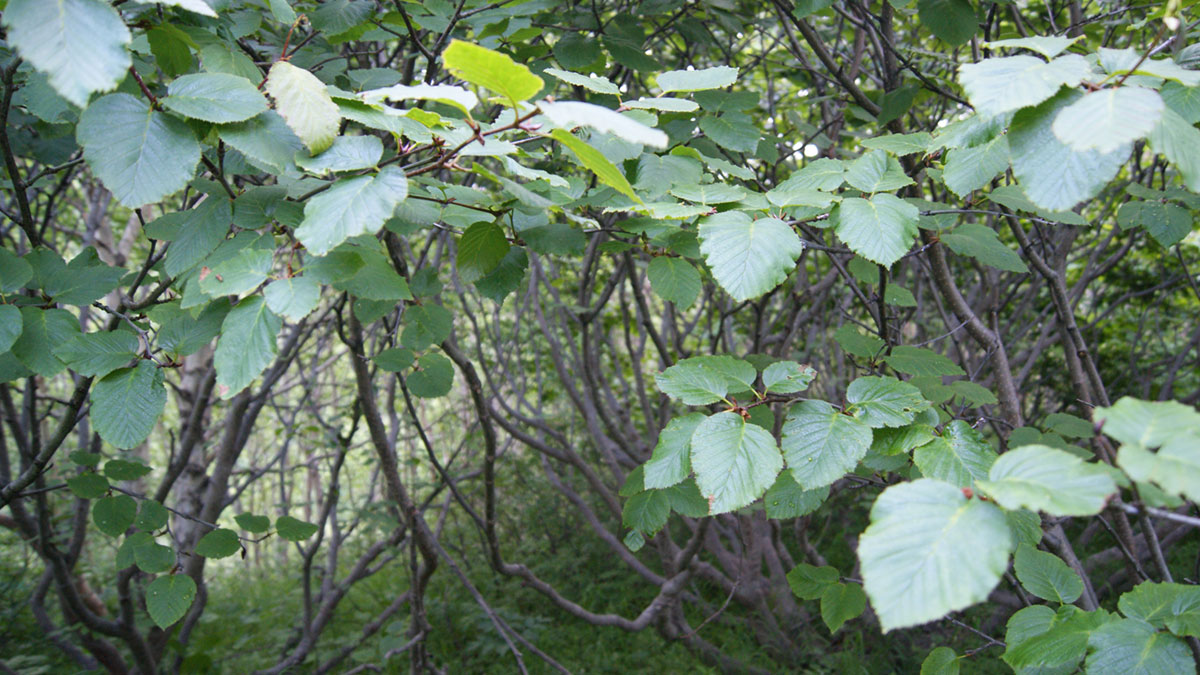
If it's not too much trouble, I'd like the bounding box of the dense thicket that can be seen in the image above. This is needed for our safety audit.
[1,0,1200,673]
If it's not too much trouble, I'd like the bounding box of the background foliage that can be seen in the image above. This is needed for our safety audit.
[2,0,1200,672]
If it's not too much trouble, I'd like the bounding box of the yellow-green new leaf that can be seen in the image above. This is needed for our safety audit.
[265,62,341,154]
[442,40,544,104]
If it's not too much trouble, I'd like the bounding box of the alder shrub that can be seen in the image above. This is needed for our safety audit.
[0,0,1199,672]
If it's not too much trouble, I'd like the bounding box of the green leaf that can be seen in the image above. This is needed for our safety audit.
[1004,605,1113,671]
[13,307,79,376]
[457,222,511,284]
[265,62,341,155]
[918,0,975,45]
[858,479,1011,631]
[550,128,639,202]
[92,361,166,449]
[92,495,137,537]
[198,247,272,298]
[276,515,319,541]
[942,136,1009,197]
[552,32,602,70]
[623,530,645,551]
[408,353,454,398]
[296,167,408,256]
[1119,582,1200,638]
[442,40,544,104]
[542,101,668,148]
[374,347,416,373]
[263,276,321,321]
[0,306,21,354]
[136,500,169,531]
[145,574,196,629]
[861,132,932,156]
[847,376,929,428]
[104,459,152,481]
[913,426,997,488]
[622,489,670,534]
[698,211,804,301]
[690,412,783,515]
[1009,90,1131,212]
[626,97,699,112]
[763,472,829,518]
[2,0,131,107]
[162,73,267,124]
[647,257,702,308]
[134,541,175,574]
[69,451,102,468]
[1013,543,1083,604]
[52,331,137,378]
[160,198,233,278]
[33,248,124,306]
[195,528,240,558]
[294,135,384,176]
[654,356,755,405]
[401,304,452,351]
[986,184,1088,225]
[920,647,960,675]
[958,54,1090,118]
[762,361,816,394]
[67,473,109,499]
[214,296,282,398]
[1095,397,1200,448]
[1052,87,1164,154]
[940,223,1028,273]
[0,248,33,293]
[235,513,271,533]
[977,445,1116,516]
[644,413,704,489]
[884,346,966,377]
[787,563,840,600]
[985,36,1081,59]
[475,247,528,303]
[134,0,217,16]
[698,112,761,152]
[1117,200,1191,248]
[657,66,738,92]
[821,583,867,633]
[834,325,885,359]
[361,82,478,114]
[845,150,914,192]
[1086,619,1193,674]
[1116,432,1200,503]
[218,111,306,175]
[781,400,873,489]
[77,94,200,208]
[670,183,747,204]
[834,195,919,268]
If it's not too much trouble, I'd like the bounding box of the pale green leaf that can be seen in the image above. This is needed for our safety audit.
[263,276,320,321]
[762,361,816,394]
[942,136,1009,196]
[845,150,914,192]
[858,479,1011,631]
[543,68,620,95]
[984,36,1081,60]
[764,472,829,518]
[1119,582,1200,638]
[958,54,1090,118]
[1009,90,1131,211]
[834,195,919,267]
[625,97,699,112]
[1117,433,1200,504]
[781,400,874,489]
[1052,87,1163,154]
[162,73,267,123]
[265,61,341,155]
[360,83,478,114]
[294,135,383,176]
[133,0,217,16]
[296,168,408,256]
[644,413,704,490]
[847,376,929,428]
[1147,107,1200,192]
[698,211,804,301]
[690,412,783,514]
[657,66,738,92]
[2,0,131,107]
[977,445,1116,516]
[1094,397,1200,448]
